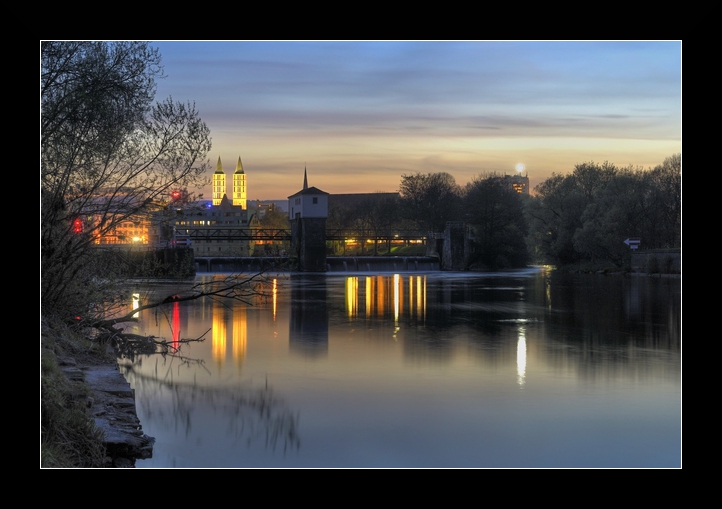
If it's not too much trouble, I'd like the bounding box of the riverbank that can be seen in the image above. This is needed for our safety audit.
[41,318,154,468]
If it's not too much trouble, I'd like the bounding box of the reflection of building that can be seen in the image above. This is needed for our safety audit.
[212,299,227,364]
[211,300,248,366]
[289,275,328,356]
[232,306,247,365]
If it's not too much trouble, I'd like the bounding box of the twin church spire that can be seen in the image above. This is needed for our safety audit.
[212,156,247,208]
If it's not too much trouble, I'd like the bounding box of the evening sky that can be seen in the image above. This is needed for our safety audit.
[150,40,682,200]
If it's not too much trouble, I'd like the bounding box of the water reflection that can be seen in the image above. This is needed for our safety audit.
[172,301,180,348]
[343,274,427,323]
[289,275,328,357]
[208,299,248,366]
[118,361,300,465]
[517,326,527,386]
[126,271,681,380]
[124,269,680,467]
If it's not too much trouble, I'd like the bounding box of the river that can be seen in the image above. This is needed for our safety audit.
[118,266,681,468]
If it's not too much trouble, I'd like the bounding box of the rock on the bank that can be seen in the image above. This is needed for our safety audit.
[62,358,155,468]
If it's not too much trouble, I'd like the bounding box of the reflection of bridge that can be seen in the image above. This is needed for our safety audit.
[177,227,429,243]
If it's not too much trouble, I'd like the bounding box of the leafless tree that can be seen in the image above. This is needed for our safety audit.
[41,42,212,326]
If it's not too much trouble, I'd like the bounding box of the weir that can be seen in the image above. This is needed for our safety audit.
[195,256,440,273]
[325,256,439,272]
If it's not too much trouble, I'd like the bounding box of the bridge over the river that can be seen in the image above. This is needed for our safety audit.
[175,227,430,244]
[177,222,468,271]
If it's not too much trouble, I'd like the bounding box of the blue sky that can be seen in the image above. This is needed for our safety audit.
[151,40,681,200]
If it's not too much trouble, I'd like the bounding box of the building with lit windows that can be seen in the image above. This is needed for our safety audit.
[172,155,260,256]
[172,195,260,256]
[232,156,247,209]
[87,153,260,255]
[499,174,530,195]
[212,156,226,206]
[79,192,162,247]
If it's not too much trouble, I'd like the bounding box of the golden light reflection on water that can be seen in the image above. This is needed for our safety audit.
[212,300,227,364]
[211,300,248,366]
[344,274,426,321]
[272,278,277,321]
[394,273,400,324]
[233,306,247,365]
[124,270,681,468]
[346,277,358,318]
[365,276,372,318]
[128,269,678,389]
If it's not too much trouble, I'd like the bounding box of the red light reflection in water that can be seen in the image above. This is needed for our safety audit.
[172,301,180,348]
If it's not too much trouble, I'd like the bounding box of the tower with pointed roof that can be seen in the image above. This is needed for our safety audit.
[288,166,328,271]
[232,156,247,209]
[212,156,226,206]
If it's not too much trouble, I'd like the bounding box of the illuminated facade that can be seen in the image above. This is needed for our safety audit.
[505,174,530,195]
[82,194,164,246]
[91,211,153,245]
[212,156,226,206]
[172,195,261,256]
[232,156,247,209]
[214,155,249,208]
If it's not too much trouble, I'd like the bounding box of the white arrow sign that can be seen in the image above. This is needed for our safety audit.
[624,238,641,249]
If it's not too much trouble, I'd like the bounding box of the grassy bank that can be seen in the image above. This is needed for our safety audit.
[40,317,111,468]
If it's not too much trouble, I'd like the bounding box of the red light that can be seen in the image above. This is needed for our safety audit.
[72,218,83,233]
[171,190,182,200]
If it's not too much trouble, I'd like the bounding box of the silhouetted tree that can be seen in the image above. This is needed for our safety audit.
[257,205,291,255]
[464,174,529,269]
[399,172,462,233]
[526,155,681,267]
[42,41,213,325]
[573,167,644,265]
[647,154,681,248]
[526,173,585,265]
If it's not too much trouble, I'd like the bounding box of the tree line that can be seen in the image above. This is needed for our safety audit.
[325,154,680,271]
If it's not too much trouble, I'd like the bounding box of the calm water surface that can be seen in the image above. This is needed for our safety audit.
[119,267,681,468]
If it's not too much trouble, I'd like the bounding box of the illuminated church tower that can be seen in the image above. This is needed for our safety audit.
[212,156,226,206]
[232,156,247,209]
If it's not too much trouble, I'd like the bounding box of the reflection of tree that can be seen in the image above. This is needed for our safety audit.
[118,361,300,455]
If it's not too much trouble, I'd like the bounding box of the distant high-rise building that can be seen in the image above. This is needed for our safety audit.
[494,173,529,195]
[509,174,529,195]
